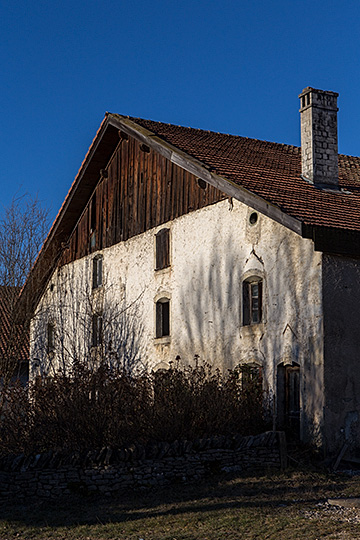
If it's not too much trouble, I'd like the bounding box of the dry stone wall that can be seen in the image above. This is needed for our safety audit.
[0,431,286,499]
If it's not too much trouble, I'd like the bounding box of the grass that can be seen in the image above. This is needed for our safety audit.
[1,468,360,539]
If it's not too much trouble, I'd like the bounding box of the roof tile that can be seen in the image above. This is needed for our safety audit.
[126,116,360,232]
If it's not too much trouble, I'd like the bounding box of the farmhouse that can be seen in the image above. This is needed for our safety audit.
[24,87,360,455]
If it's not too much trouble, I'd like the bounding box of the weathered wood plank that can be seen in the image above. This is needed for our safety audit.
[58,133,229,268]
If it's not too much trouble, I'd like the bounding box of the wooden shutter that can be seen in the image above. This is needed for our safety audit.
[242,281,250,325]
[92,314,103,347]
[156,299,170,337]
[155,229,170,270]
[258,280,263,323]
[162,301,170,336]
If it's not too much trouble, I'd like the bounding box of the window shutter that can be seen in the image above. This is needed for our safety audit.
[98,315,103,345]
[92,257,103,289]
[98,257,102,287]
[92,314,103,347]
[92,314,97,347]
[92,259,97,289]
[156,229,170,270]
[162,301,170,336]
[47,323,55,353]
[258,280,263,323]
[156,301,162,338]
[156,299,170,337]
[243,281,250,325]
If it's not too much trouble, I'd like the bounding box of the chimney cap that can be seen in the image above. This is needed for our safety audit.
[298,87,339,99]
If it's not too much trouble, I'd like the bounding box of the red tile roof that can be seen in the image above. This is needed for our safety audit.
[20,113,360,318]
[121,116,360,233]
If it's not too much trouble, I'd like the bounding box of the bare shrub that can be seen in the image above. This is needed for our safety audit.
[0,360,270,456]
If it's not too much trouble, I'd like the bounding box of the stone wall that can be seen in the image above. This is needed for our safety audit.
[322,254,360,453]
[0,431,286,499]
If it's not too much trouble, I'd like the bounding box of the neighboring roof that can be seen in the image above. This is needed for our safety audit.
[20,112,360,316]
[0,286,28,364]
[113,115,360,234]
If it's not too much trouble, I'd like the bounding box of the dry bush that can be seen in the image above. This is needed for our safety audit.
[0,360,269,456]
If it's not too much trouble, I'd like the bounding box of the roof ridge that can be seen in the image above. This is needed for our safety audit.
[109,113,301,152]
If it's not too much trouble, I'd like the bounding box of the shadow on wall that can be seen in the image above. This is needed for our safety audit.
[176,220,323,440]
[177,231,243,371]
[31,262,146,377]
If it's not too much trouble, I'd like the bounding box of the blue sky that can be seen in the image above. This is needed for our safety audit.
[1,0,360,221]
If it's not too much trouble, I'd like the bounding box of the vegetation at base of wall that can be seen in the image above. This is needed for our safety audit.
[0,361,269,455]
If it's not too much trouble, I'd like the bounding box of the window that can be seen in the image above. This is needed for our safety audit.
[90,193,96,232]
[92,255,103,289]
[249,212,258,225]
[237,364,262,391]
[243,277,263,325]
[276,363,300,436]
[92,313,103,347]
[89,194,97,251]
[197,178,207,190]
[155,228,170,270]
[47,322,55,354]
[156,298,170,338]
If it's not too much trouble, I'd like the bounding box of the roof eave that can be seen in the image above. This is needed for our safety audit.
[20,114,121,316]
[108,114,303,236]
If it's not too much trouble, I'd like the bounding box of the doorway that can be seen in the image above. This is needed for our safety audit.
[277,362,300,437]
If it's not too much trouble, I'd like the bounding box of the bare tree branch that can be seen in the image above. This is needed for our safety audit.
[0,193,50,382]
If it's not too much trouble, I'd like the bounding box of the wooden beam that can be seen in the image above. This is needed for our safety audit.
[108,115,303,236]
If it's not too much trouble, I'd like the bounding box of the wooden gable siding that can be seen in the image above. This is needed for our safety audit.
[59,136,226,266]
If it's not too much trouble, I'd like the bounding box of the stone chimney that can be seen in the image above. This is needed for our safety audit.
[299,87,339,188]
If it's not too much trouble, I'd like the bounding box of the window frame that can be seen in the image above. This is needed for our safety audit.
[47,322,55,354]
[236,363,263,391]
[92,313,103,348]
[92,255,103,290]
[242,276,263,326]
[155,228,170,271]
[155,297,170,338]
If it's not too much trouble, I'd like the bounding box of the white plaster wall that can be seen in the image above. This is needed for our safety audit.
[30,198,324,440]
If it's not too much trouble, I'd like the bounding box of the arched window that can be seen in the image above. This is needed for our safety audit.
[243,277,263,325]
[156,297,170,338]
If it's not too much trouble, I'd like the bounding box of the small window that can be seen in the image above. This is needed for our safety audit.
[155,228,170,270]
[92,313,103,347]
[156,298,170,338]
[92,256,103,289]
[90,231,96,251]
[249,212,258,225]
[243,278,263,325]
[47,322,55,354]
[197,178,207,190]
[90,193,96,232]
[237,364,262,391]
